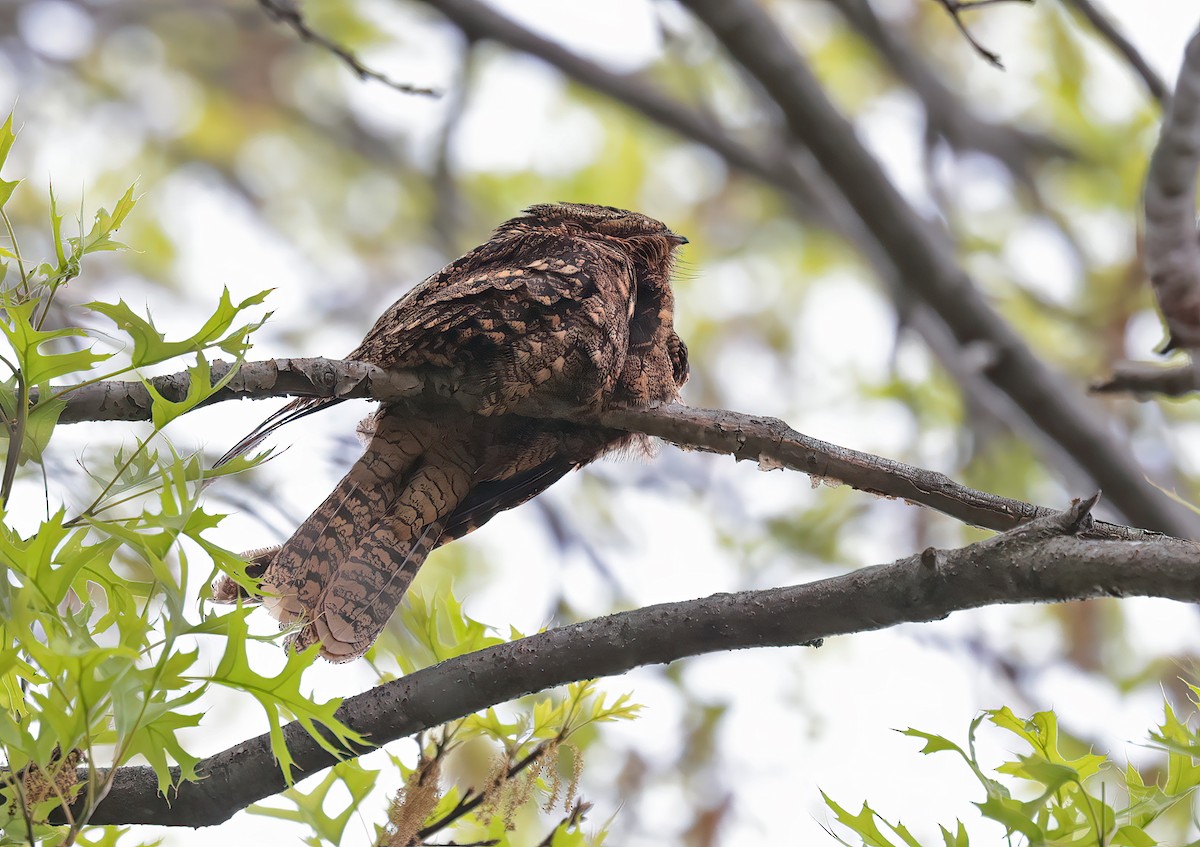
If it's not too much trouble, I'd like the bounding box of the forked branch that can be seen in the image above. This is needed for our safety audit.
[49,357,1174,540]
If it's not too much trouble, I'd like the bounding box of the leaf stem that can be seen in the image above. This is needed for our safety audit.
[0,207,29,296]
[1,373,27,507]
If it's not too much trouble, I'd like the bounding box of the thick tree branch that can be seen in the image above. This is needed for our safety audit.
[66,496,1200,827]
[46,358,423,424]
[1144,28,1200,353]
[51,358,1168,541]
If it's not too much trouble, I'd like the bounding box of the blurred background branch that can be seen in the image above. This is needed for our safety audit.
[256,0,439,95]
[1061,0,1170,103]
[1142,29,1200,352]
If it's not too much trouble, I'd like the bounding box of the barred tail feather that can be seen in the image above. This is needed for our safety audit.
[305,453,475,662]
[250,414,474,661]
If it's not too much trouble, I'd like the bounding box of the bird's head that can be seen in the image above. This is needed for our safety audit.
[517,202,687,246]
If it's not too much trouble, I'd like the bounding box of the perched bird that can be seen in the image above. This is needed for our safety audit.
[214,203,689,662]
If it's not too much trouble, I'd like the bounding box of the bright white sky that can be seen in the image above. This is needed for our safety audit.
[4,1,1199,845]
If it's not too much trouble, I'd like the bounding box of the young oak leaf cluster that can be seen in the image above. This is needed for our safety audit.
[253,674,639,847]
[824,690,1200,847]
[0,112,356,844]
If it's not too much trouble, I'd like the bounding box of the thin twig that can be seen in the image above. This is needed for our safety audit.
[416,744,548,839]
[0,373,27,508]
[932,0,1034,69]
[256,0,439,97]
[827,0,1073,185]
[534,800,591,847]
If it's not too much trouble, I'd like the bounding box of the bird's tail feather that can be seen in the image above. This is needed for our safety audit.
[301,451,474,662]
[213,397,344,470]
[256,415,475,661]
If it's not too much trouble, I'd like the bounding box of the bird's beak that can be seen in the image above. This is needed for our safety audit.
[669,233,689,245]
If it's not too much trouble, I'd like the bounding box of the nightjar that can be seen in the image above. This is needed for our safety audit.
[214,203,689,661]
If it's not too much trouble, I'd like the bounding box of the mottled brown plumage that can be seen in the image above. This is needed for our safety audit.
[214,203,688,661]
